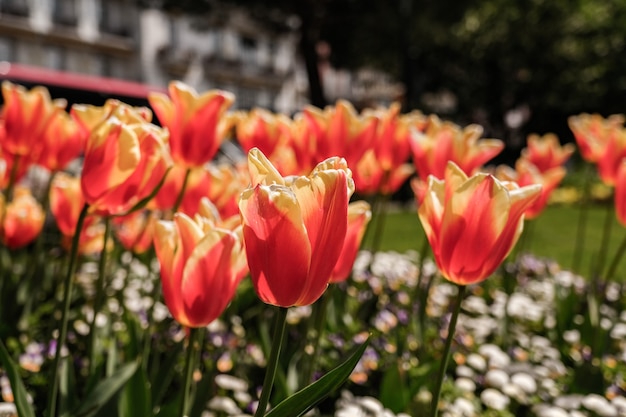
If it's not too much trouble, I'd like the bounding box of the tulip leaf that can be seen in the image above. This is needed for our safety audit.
[0,340,36,417]
[265,336,370,417]
[119,312,151,417]
[72,359,140,417]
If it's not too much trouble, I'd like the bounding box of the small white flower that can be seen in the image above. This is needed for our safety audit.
[484,369,509,389]
[511,373,537,394]
[582,394,617,417]
[480,388,510,410]
[455,377,476,393]
[466,353,486,372]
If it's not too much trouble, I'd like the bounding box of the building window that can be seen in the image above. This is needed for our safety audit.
[240,36,258,68]
[54,0,77,26]
[0,37,14,62]
[0,0,29,16]
[100,0,131,37]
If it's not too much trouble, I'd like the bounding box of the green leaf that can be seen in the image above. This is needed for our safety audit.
[380,361,409,413]
[0,339,36,417]
[265,337,370,417]
[119,313,151,417]
[72,359,140,417]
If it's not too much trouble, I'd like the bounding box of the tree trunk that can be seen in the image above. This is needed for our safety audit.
[296,0,327,108]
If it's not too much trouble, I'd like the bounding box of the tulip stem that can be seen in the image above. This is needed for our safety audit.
[430,284,466,417]
[46,203,90,417]
[180,326,203,417]
[572,162,592,273]
[87,216,111,374]
[301,287,333,386]
[172,168,192,214]
[255,307,288,417]
[594,201,614,284]
[604,230,626,283]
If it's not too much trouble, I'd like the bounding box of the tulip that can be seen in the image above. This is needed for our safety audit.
[595,126,626,186]
[50,172,85,236]
[409,115,504,182]
[1,187,45,249]
[35,109,86,172]
[153,210,246,328]
[0,81,66,157]
[418,161,541,285]
[81,118,171,216]
[520,133,575,173]
[302,100,378,169]
[329,201,372,283]
[352,149,415,196]
[236,107,292,156]
[239,148,354,307]
[71,99,152,138]
[149,81,236,168]
[568,113,624,164]
[50,172,107,255]
[496,159,566,220]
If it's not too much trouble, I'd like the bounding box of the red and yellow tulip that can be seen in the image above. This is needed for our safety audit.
[568,113,624,164]
[418,161,541,285]
[409,115,504,182]
[81,117,171,216]
[496,159,566,220]
[520,133,575,174]
[153,208,247,328]
[0,81,66,158]
[1,187,45,249]
[239,148,354,307]
[149,81,235,168]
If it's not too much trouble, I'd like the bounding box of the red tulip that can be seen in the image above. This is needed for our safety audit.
[418,161,541,285]
[0,81,66,157]
[1,187,45,249]
[149,81,235,168]
[409,115,504,181]
[153,210,246,328]
[35,109,86,172]
[81,117,171,216]
[239,148,354,307]
[520,133,575,173]
[568,113,624,164]
[496,160,566,220]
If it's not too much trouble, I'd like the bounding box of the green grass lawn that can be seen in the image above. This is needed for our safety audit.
[376,203,626,280]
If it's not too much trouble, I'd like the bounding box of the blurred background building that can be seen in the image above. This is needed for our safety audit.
[0,0,402,114]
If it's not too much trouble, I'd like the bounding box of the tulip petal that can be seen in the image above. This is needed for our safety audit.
[181,229,239,327]
[239,184,312,307]
[290,169,349,304]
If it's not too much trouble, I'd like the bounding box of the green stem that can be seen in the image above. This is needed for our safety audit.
[430,284,466,417]
[594,201,614,284]
[369,193,391,256]
[301,287,333,386]
[413,233,431,345]
[604,230,626,283]
[46,203,90,417]
[172,168,192,214]
[87,217,111,374]
[179,327,203,417]
[572,162,592,273]
[255,307,288,417]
